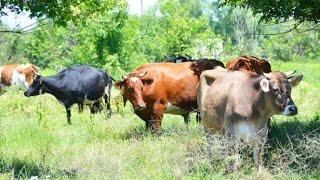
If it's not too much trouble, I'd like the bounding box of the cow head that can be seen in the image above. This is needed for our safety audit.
[24,74,44,97]
[17,64,40,86]
[259,72,303,116]
[115,71,153,111]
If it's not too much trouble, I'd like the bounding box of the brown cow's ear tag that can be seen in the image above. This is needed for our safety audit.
[260,78,270,92]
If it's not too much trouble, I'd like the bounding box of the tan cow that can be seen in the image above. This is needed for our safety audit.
[197,67,303,170]
[0,64,40,88]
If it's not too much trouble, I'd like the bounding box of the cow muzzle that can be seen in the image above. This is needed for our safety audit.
[135,103,146,111]
[283,104,298,116]
[24,91,31,97]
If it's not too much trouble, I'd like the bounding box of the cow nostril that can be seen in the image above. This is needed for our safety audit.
[289,106,297,114]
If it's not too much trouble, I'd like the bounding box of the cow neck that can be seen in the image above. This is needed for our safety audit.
[42,76,63,97]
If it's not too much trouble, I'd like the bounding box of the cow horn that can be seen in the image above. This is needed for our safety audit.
[122,75,128,79]
[138,71,148,77]
[285,70,296,79]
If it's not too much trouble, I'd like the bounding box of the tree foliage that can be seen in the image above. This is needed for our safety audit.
[139,0,219,61]
[224,0,320,23]
[0,0,124,25]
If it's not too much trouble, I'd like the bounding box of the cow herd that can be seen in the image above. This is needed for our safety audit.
[0,55,303,171]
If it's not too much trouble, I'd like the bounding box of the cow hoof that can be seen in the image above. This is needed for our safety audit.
[107,113,112,119]
[150,127,161,135]
[258,165,265,174]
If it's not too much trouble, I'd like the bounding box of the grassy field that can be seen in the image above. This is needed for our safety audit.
[0,62,319,179]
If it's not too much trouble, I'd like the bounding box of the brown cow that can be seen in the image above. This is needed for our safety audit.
[226,55,271,74]
[115,59,225,133]
[197,67,303,171]
[0,64,40,88]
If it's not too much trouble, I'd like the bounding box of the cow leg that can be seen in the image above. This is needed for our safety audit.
[66,107,71,124]
[254,136,268,172]
[204,128,217,169]
[78,103,84,113]
[150,103,166,133]
[145,120,151,129]
[134,109,152,130]
[253,145,263,171]
[196,112,201,123]
[232,137,241,171]
[104,95,112,118]
[256,125,268,172]
[183,114,190,125]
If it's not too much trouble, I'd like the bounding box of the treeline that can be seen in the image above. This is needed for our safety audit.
[0,0,319,78]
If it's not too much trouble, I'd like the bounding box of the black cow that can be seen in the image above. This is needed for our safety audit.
[24,65,114,124]
[166,55,193,63]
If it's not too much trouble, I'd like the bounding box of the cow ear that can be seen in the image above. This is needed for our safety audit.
[260,78,270,92]
[115,81,124,90]
[263,72,271,80]
[35,74,42,81]
[289,74,303,87]
[285,70,296,78]
[142,78,154,85]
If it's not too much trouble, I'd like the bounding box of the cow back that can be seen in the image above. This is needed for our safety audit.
[53,66,107,101]
[189,59,225,77]
[226,56,271,74]
[0,64,19,86]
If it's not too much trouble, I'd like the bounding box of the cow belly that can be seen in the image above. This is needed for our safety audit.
[165,102,189,115]
[83,95,98,105]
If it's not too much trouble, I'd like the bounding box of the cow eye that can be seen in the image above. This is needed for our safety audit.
[127,87,134,93]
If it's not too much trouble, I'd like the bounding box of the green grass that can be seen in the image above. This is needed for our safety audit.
[0,62,319,179]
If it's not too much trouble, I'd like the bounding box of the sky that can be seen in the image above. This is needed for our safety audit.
[128,0,157,15]
[1,0,158,30]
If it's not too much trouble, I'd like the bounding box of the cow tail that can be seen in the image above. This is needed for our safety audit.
[104,70,115,82]
[109,76,116,82]
[103,70,113,117]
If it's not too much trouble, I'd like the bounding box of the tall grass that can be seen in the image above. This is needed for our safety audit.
[0,62,318,179]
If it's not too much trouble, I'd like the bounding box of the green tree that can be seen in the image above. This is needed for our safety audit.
[224,0,320,23]
[0,0,123,26]
[140,0,218,61]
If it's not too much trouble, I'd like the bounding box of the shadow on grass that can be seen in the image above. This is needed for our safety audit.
[0,157,81,178]
[0,158,48,178]
[266,115,320,173]
[118,123,199,140]
[268,115,320,146]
